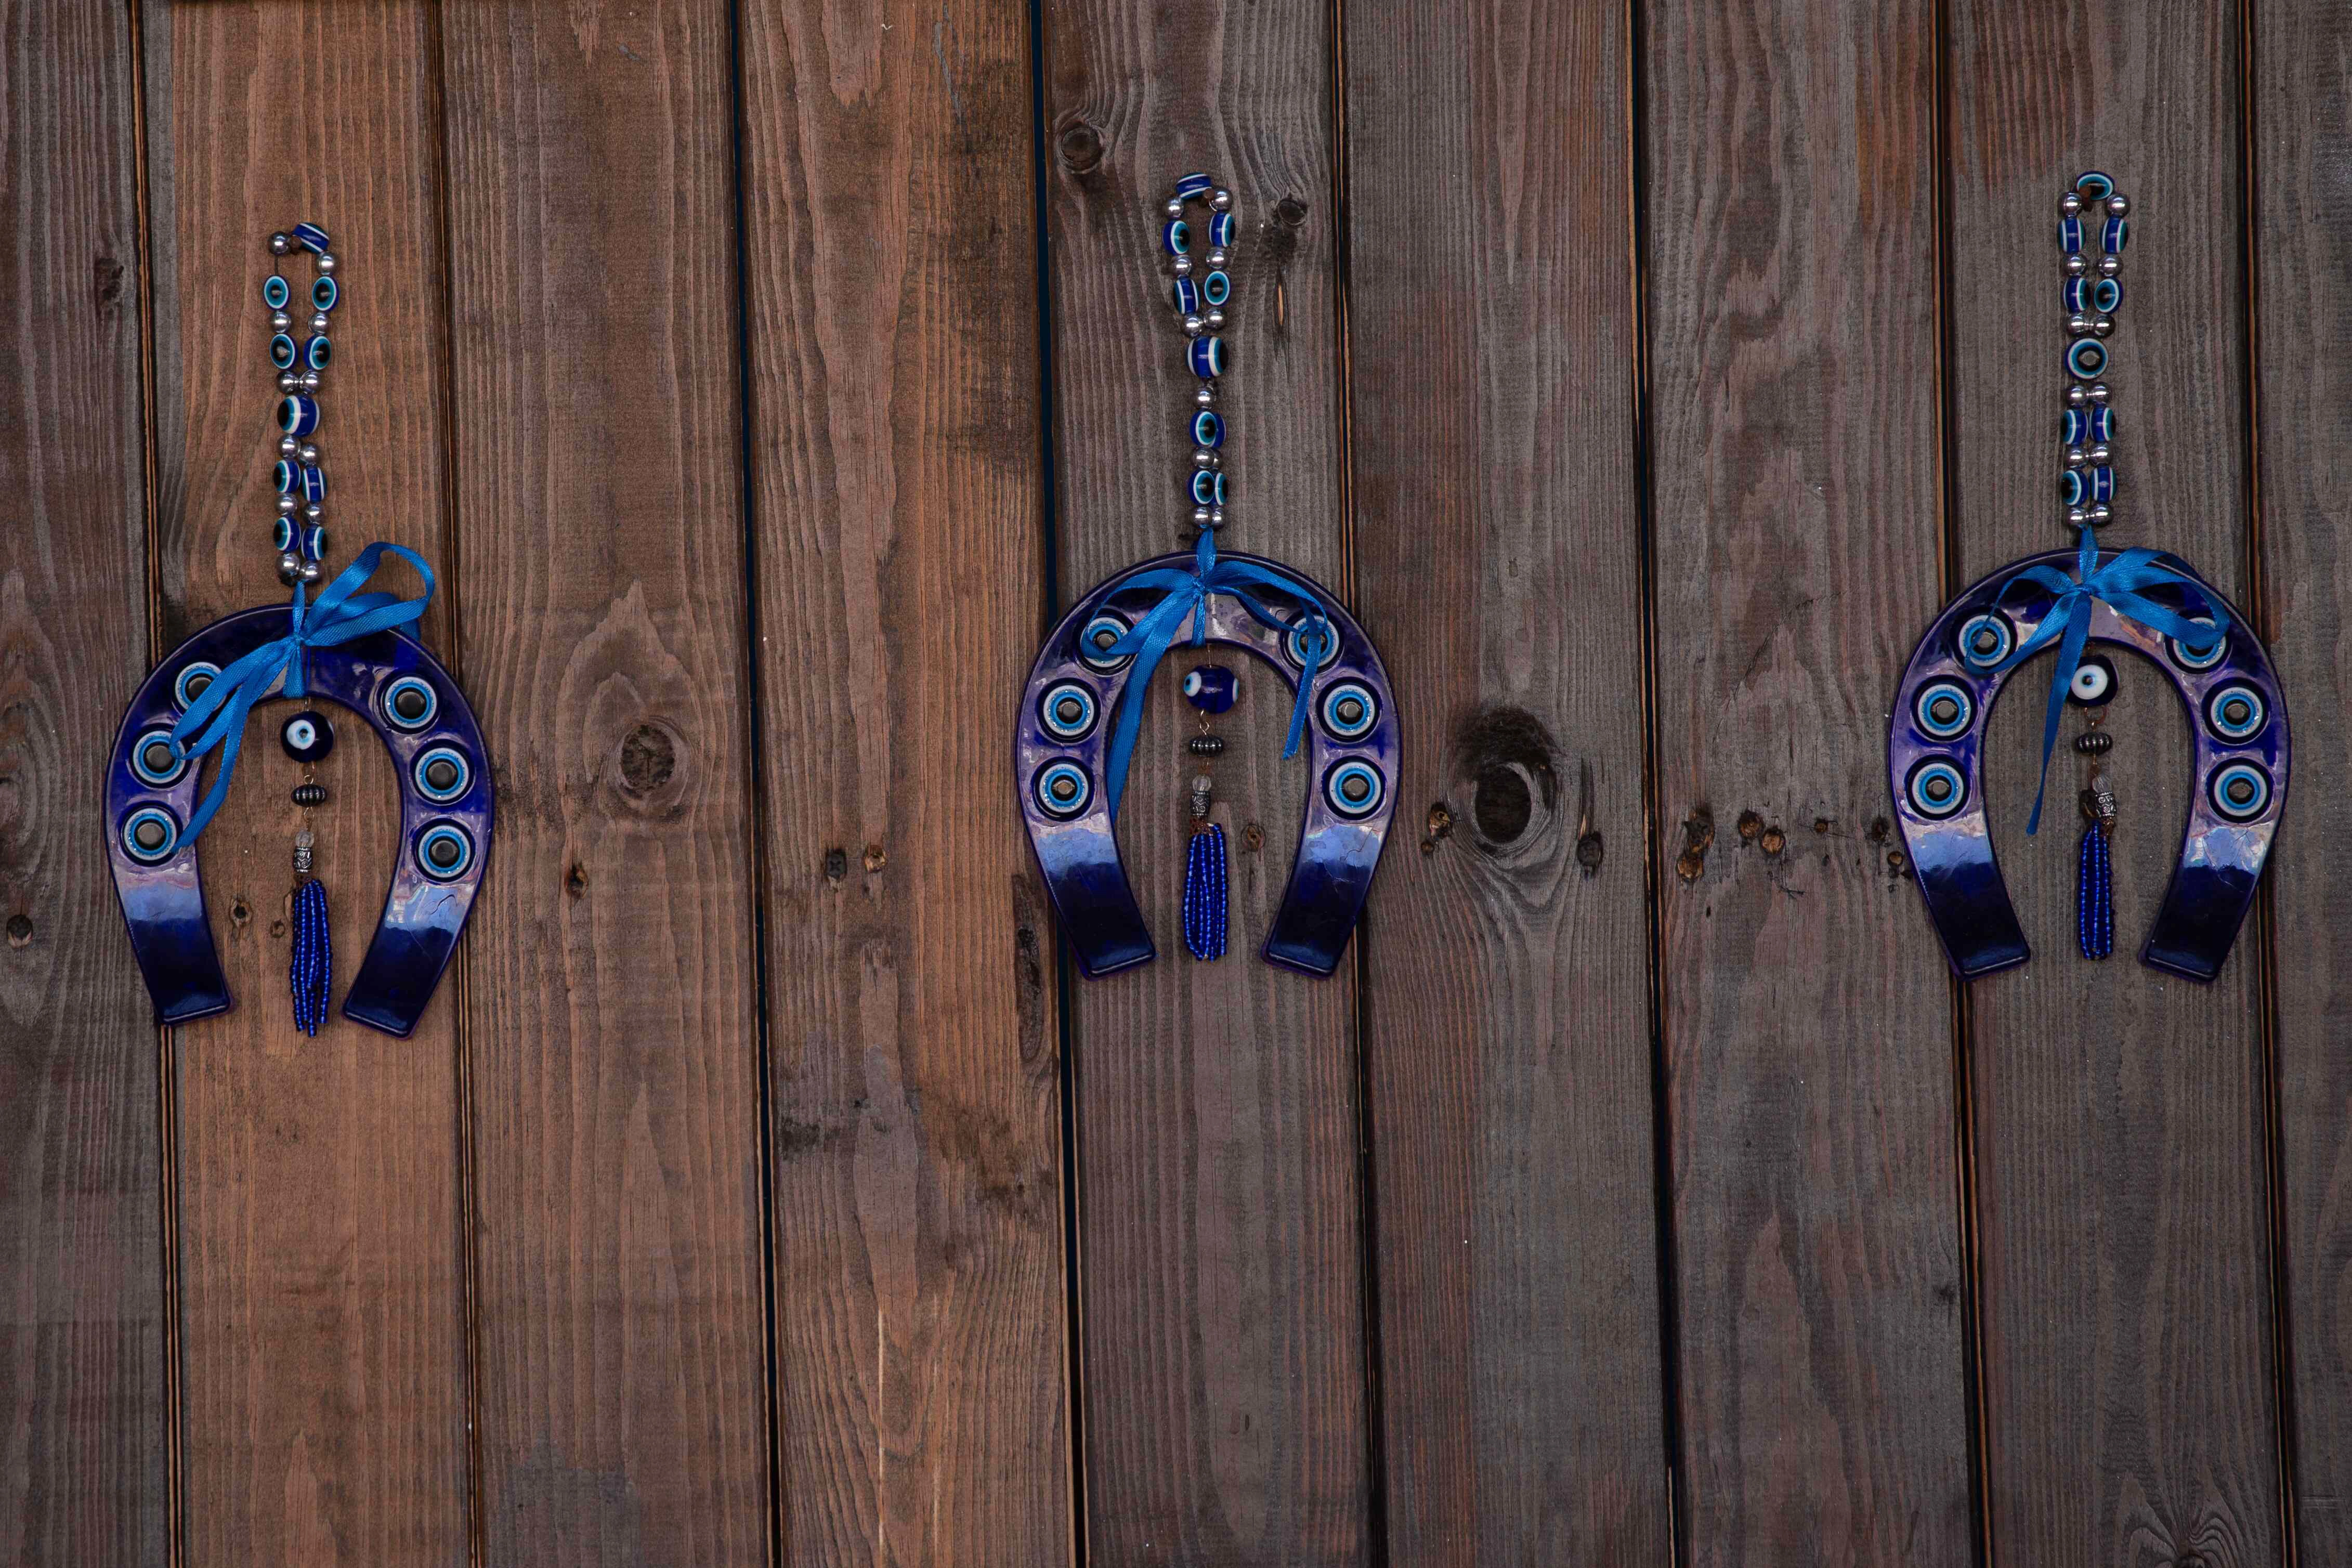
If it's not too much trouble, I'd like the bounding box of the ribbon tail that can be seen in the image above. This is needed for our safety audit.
[2026,596,2094,836]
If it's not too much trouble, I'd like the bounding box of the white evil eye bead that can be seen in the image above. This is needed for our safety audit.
[1201,270,1230,307]
[130,728,188,787]
[1033,761,1092,820]
[382,673,439,731]
[1162,219,1190,256]
[1173,275,1200,314]
[1038,681,1099,742]
[2067,656,2115,705]
[270,333,298,370]
[1912,680,1974,740]
[278,395,319,437]
[1188,336,1225,378]
[310,275,338,313]
[1190,469,1228,507]
[263,275,292,311]
[1955,611,2013,670]
[1906,758,1968,820]
[413,744,474,804]
[173,661,222,710]
[415,821,477,882]
[2066,338,2107,379]
[1324,760,1384,820]
[303,524,327,560]
[273,459,299,494]
[1208,212,1234,247]
[304,335,331,370]
[2205,682,2268,743]
[1285,615,1335,669]
[2209,762,2271,822]
[1319,681,1379,741]
[1192,410,1224,449]
[299,464,326,504]
[1077,611,1132,672]
[2092,277,2121,313]
[121,805,181,866]
[2169,616,2227,671]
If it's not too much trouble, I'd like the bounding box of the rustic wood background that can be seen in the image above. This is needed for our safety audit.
[3,0,2343,1563]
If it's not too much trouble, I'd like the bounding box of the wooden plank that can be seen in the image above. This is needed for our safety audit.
[139,4,471,1561]
[1945,6,2281,1560]
[0,0,169,1561]
[1041,2,1369,1559]
[736,0,1072,1561]
[1341,0,1669,1559]
[2252,0,2350,1550]
[435,3,771,1559]
[1641,1,1977,1561]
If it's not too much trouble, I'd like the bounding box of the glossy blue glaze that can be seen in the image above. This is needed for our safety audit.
[1181,664,1236,713]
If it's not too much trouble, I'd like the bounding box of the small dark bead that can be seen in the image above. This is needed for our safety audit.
[292,782,329,806]
[2074,729,2114,754]
[1187,734,1226,756]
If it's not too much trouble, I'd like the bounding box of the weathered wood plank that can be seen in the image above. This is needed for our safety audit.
[1946,5,2280,1559]
[737,0,1072,1561]
[436,2,770,1559]
[140,4,471,1561]
[0,0,168,1561]
[1042,0,1369,1558]
[1642,0,1976,1560]
[1343,0,1669,1558]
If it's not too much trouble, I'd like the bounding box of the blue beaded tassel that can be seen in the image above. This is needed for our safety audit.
[1184,820,1229,961]
[290,837,332,1033]
[2076,794,2114,961]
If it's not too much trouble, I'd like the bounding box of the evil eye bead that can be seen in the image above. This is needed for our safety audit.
[1162,219,1191,256]
[1038,681,1100,742]
[2209,762,2272,822]
[2061,408,2089,445]
[130,728,188,787]
[1190,469,1227,507]
[291,221,331,253]
[280,710,334,763]
[2067,655,2117,707]
[2103,216,2128,254]
[310,275,338,313]
[2060,215,2084,253]
[2062,277,2087,312]
[382,674,439,732]
[2066,338,2107,379]
[272,516,296,553]
[2168,615,2228,671]
[1188,336,1226,378]
[2205,682,2268,743]
[1906,758,1969,821]
[304,335,331,371]
[1285,614,1336,670]
[1182,664,1237,714]
[303,524,327,561]
[173,661,223,711]
[415,821,477,882]
[121,805,181,866]
[2087,465,2114,504]
[1201,270,1230,308]
[1208,212,1234,248]
[1077,611,1133,673]
[2088,406,2113,442]
[263,275,292,311]
[1034,761,1092,820]
[278,394,319,437]
[1912,680,1975,740]
[1324,760,1384,820]
[2060,468,2086,507]
[413,744,474,804]
[1955,611,2014,671]
[2092,277,2121,313]
[1319,681,1379,741]
[2075,171,2114,201]
[1173,275,1200,315]
[270,333,298,370]
[273,459,300,494]
[1192,410,1224,449]
[1174,172,1214,200]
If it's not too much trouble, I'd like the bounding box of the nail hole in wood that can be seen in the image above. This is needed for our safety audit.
[6,914,31,947]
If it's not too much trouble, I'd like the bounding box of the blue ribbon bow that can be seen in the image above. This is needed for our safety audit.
[167,542,437,843]
[1984,531,2227,834]
[1097,531,1334,821]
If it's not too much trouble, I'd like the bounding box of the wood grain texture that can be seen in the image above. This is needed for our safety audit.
[1342,0,1669,1559]
[436,2,770,1560]
[140,4,471,1561]
[737,0,1073,1561]
[1042,0,1370,1559]
[1945,5,2280,1561]
[2252,0,2350,1552]
[1642,0,1976,1561]
[0,0,168,1561]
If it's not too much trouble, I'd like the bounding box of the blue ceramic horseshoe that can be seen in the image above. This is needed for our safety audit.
[1888,547,2286,982]
[1018,551,1397,978]
[107,605,493,1035]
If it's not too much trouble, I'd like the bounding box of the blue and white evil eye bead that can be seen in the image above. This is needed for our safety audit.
[1190,469,1227,507]
[1038,681,1100,741]
[263,275,292,311]
[311,275,339,313]
[1201,270,1230,307]
[2091,277,2121,313]
[273,516,296,553]
[2075,171,2114,201]
[2103,216,2128,253]
[2060,468,2086,508]
[270,333,298,370]
[1285,614,1335,670]
[1077,611,1133,673]
[1192,410,1224,449]
[414,820,477,882]
[1188,336,1225,378]
[278,394,319,437]
[1173,275,1200,315]
[1319,681,1379,741]
[2209,762,2272,822]
[304,335,331,370]
[381,673,439,732]
[2061,407,2088,445]
[1033,760,1093,820]
[1182,664,1237,714]
[280,710,334,763]
[2087,406,2113,442]
[130,728,188,787]
[172,661,222,711]
[274,459,300,494]
[2060,215,2084,253]
[1162,219,1191,256]
[1912,680,1975,740]
[2062,277,2086,312]
[1955,611,2014,670]
[1174,173,1214,200]
[2066,338,2107,379]
[2205,682,2268,743]
[413,744,475,804]
[2067,656,2116,705]
[2088,466,2114,504]
[1208,212,1234,248]
[298,464,326,504]
[291,221,332,254]
[2169,615,2228,671]
[121,805,182,866]
[303,524,327,561]
[1324,760,1384,820]
[1906,758,1968,820]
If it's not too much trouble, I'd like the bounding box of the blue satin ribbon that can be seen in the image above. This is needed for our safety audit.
[1098,532,1333,821]
[167,542,437,843]
[1984,531,2227,834]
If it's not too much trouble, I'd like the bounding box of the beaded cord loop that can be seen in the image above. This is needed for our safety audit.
[265,223,341,584]
[1161,174,1239,537]
[2057,172,2129,543]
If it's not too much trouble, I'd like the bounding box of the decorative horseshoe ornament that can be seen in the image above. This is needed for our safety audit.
[1889,547,2285,982]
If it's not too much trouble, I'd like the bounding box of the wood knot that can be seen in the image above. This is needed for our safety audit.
[1576,830,1604,874]
[1453,705,1560,852]
[1736,810,1763,844]
[1676,807,1715,882]
[1759,825,1785,857]
[1056,119,1104,174]
[92,254,124,309]
[824,848,849,883]
[1271,195,1309,228]
[619,722,677,795]
[1242,822,1264,853]
[5,914,31,948]
[861,843,887,874]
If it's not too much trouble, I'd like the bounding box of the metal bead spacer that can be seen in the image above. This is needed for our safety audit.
[1192,505,1214,528]
[269,232,292,255]
[2064,446,2087,467]
[2087,503,2112,524]
[298,558,322,584]
[1208,188,1233,212]
[2107,193,2129,217]
[2074,729,2114,755]
[292,781,329,806]
[2086,443,2111,465]
[279,435,300,456]
[271,310,293,330]
[2066,383,2089,407]
[2087,382,2110,404]
[2064,252,2088,276]
[2089,315,2114,338]
[1171,255,1194,278]
[277,494,300,514]
[2066,506,2090,528]
[1193,448,1220,469]
[304,503,324,520]
[278,551,304,584]
[1193,382,1217,408]
[1164,198,1186,219]
[2099,253,2122,276]
[1207,505,1226,528]
[2060,191,2083,216]
[1182,313,1205,337]
[311,313,330,333]
[300,370,321,389]
[316,252,336,273]
[2067,312,2095,336]
[278,372,302,391]
[1203,308,1225,330]
[298,443,319,463]
[1188,733,1227,756]
[1205,247,1228,268]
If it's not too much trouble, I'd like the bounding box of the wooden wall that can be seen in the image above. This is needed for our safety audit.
[0,0,2340,1562]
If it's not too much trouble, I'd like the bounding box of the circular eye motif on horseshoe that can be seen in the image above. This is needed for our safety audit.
[1077,612,1133,673]
[1955,611,2014,671]
[413,744,474,804]
[1038,682,1100,742]
[173,661,223,711]
[1285,615,1335,670]
[382,674,439,733]
[1912,680,1975,740]
[280,710,334,763]
[415,820,476,882]
[2209,762,2273,822]
[1319,681,1379,741]
[2204,682,2268,743]
[1324,760,1386,820]
[121,805,181,866]
[130,729,188,787]
[1034,760,1093,820]
[2169,616,2228,672]
[2067,338,2107,379]
[2067,655,2117,707]
[1906,757,1969,820]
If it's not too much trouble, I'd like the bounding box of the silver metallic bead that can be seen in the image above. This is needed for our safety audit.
[2089,315,2114,338]
[316,252,336,273]
[1164,198,1186,219]
[2067,312,2094,336]
[300,370,321,389]
[2087,443,2111,464]
[271,310,293,330]
[278,372,301,391]
[2088,504,2112,525]
[279,435,299,456]
[1207,505,1226,528]
[278,551,303,584]
[1193,383,1216,408]
[2087,382,2110,404]
[1209,188,1233,212]
[304,503,324,520]
[2066,384,2089,407]
[298,443,319,463]
[276,494,299,514]
[1183,313,1204,336]
[2060,191,2083,216]
[299,559,322,584]
[1203,308,1225,330]
[269,232,292,255]
[2064,252,2088,276]
[311,313,329,333]
[1192,505,1213,528]
[2066,506,2090,528]
[2099,254,2121,277]
[1193,448,1219,469]
[1205,247,1227,268]
[2107,193,2129,217]
[1171,255,1194,278]
[2065,446,2087,467]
